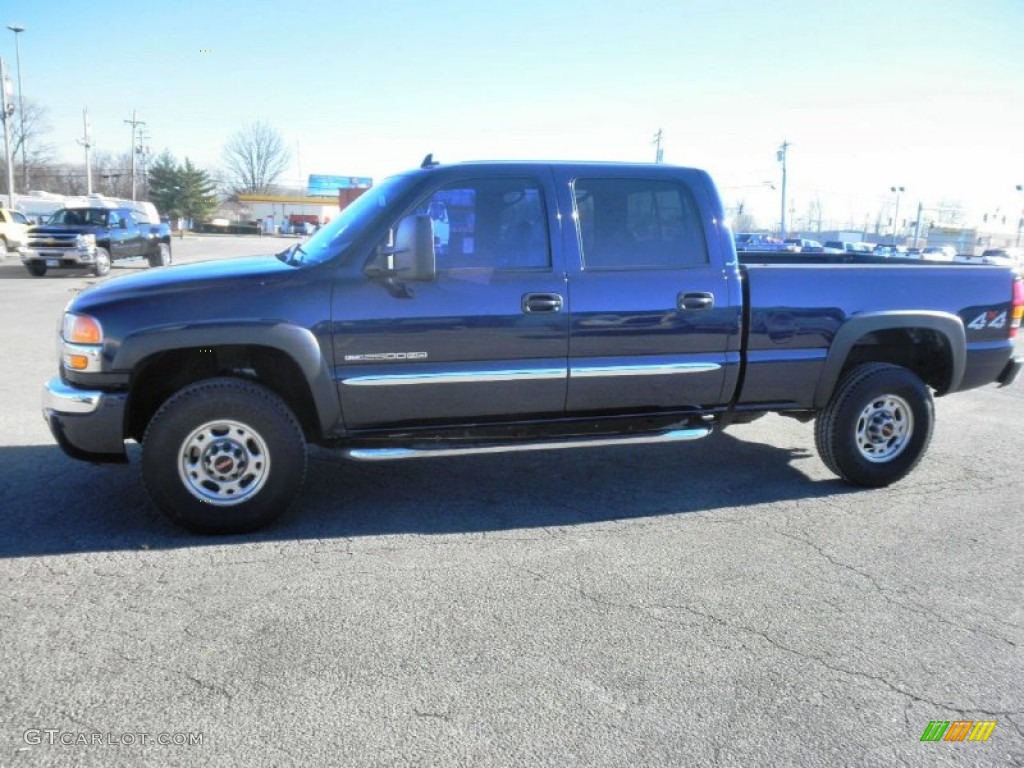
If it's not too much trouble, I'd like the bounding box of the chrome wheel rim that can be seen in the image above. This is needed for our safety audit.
[855,394,913,463]
[177,420,271,506]
[96,250,110,271]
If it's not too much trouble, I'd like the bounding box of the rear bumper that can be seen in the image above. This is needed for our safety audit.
[42,377,127,463]
[998,355,1022,387]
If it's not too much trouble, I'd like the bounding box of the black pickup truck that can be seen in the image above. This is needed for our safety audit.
[20,203,172,277]
[42,160,1022,533]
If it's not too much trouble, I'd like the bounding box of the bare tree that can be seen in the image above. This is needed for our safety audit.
[221,121,291,194]
[806,196,824,233]
[0,97,56,193]
[935,198,966,226]
[90,150,137,199]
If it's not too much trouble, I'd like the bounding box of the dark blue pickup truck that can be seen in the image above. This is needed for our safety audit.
[21,202,172,277]
[42,160,1022,533]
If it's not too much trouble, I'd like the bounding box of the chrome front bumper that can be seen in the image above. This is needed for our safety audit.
[20,247,97,265]
[42,377,128,463]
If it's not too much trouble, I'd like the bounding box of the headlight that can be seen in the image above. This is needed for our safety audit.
[74,233,96,249]
[62,312,103,344]
[60,313,104,372]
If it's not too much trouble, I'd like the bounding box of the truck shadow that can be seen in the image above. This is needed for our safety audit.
[0,430,861,558]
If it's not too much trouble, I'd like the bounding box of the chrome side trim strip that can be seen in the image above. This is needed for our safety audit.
[343,368,567,387]
[344,362,722,386]
[344,427,711,461]
[42,377,103,415]
[570,362,721,378]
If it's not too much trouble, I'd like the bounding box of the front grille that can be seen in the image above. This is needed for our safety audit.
[28,235,77,249]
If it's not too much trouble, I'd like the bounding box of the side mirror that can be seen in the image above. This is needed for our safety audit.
[370,213,436,282]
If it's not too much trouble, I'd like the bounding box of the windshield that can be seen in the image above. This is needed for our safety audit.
[46,208,109,227]
[277,174,416,266]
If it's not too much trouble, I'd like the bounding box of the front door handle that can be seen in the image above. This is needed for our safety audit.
[522,293,563,314]
[678,292,714,311]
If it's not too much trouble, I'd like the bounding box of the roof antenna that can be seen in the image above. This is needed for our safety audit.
[420,153,439,169]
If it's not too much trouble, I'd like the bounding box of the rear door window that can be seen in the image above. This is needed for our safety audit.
[572,178,708,270]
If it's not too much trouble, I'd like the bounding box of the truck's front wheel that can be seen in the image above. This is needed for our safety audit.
[147,243,171,268]
[141,377,307,534]
[814,363,934,487]
[93,247,111,277]
[25,262,47,277]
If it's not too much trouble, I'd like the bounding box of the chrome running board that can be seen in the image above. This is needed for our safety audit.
[344,427,711,461]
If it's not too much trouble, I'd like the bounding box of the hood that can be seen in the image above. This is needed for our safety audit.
[30,224,107,236]
[72,254,296,311]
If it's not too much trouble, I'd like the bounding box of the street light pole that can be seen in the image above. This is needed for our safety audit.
[777,140,790,238]
[890,185,905,244]
[7,25,26,190]
[1,58,15,208]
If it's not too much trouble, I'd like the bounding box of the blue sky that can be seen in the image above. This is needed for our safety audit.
[3,0,1022,230]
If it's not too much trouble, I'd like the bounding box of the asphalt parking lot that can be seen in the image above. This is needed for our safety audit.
[1,238,1022,767]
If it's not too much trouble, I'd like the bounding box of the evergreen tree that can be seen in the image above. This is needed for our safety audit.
[146,152,218,223]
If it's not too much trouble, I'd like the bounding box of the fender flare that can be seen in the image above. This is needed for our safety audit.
[812,311,965,409]
[115,322,341,433]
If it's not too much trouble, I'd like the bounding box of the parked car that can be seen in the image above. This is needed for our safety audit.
[822,240,851,254]
[735,233,785,251]
[920,245,957,262]
[40,159,1023,533]
[0,207,31,256]
[874,244,909,258]
[979,247,1022,267]
[784,238,823,253]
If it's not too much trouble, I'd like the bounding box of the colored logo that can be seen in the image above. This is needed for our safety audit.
[920,720,996,742]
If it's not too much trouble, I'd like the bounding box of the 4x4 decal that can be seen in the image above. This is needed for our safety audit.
[967,310,1007,331]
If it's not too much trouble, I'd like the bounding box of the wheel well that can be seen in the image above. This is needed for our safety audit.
[126,345,320,441]
[840,328,953,393]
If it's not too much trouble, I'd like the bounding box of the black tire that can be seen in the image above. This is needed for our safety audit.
[0,237,8,258]
[141,377,307,534]
[26,262,47,277]
[814,362,934,487]
[93,247,111,277]
[147,242,171,268]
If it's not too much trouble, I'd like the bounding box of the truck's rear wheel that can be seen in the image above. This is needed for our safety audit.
[26,262,47,277]
[93,247,111,277]
[814,363,933,487]
[148,243,171,268]
[141,377,307,534]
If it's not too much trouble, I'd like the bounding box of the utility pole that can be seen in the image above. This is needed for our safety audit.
[652,129,664,163]
[123,108,146,200]
[136,126,151,195]
[890,185,905,244]
[777,140,790,238]
[1,58,15,207]
[912,202,923,248]
[78,108,93,195]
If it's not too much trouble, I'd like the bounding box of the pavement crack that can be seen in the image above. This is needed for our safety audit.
[526,566,1024,741]
[767,525,1019,649]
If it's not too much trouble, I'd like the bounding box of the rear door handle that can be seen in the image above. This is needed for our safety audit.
[522,293,563,313]
[678,292,714,311]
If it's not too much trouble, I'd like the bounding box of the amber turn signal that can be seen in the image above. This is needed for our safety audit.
[67,355,89,370]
